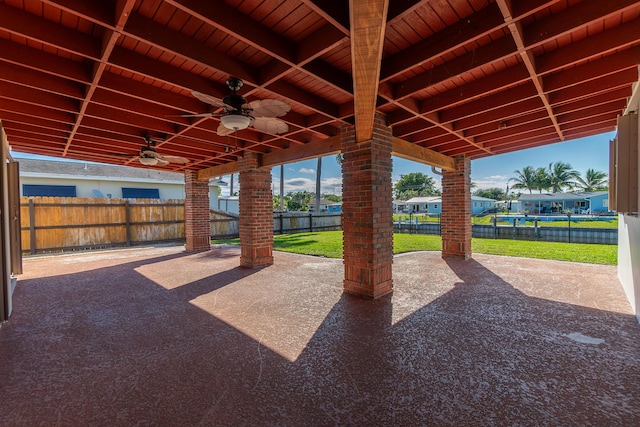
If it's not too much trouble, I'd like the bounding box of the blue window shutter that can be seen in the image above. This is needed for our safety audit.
[23,184,76,197]
[121,188,160,199]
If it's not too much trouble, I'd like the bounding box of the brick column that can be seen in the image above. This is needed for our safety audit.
[184,170,211,252]
[341,114,393,299]
[441,155,472,259]
[238,152,273,268]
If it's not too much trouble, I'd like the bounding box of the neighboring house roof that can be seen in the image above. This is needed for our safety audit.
[405,197,440,204]
[471,196,497,202]
[518,191,607,202]
[17,158,185,184]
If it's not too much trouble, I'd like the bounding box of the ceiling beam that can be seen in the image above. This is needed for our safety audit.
[391,137,456,171]
[63,0,137,156]
[349,0,388,143]
[497,0,563,142]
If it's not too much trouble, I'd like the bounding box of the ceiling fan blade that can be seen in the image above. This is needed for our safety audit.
[216,122,236,136]
[162,155,190,164]
[248,99,291,118]
[252,117,289,134]
[191,91,225,108]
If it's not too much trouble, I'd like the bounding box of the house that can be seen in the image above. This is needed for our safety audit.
[307,198,342,213]
[517,191,610,215]
[17,158,222,208]
[406,196,496,215]
[495,200,522,213]
[405,196,440,213]
[392,200,408,213]
[218,196,239,215]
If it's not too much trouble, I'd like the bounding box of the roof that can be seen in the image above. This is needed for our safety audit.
[17,158,184,183]
[518,191,608,202]
[0,1,637,179]
[406,197,441,204]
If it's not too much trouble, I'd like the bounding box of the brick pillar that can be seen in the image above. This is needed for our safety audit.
[238,152,274,268]
[341,113,393,299]
[184,170,211,252]
[441,155,472,259]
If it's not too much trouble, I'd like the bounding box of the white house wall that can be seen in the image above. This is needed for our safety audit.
[20,176,219,208]
[20,176,185,199]
[618,214,640,322]
[617,86,640,322]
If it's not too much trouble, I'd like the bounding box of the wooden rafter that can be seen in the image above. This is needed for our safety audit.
[349,0,388,143]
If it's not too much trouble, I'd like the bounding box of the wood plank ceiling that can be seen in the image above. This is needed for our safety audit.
[0,0,638,175]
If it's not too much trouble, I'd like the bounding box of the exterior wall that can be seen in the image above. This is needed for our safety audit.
[341,115,393,299]
[20,176,185,199]
[184,171,211,252]
[20,175,219,208]
[589,193,609,213]
[218,196,239,214]
[238,152,273,268]
[441,156,472,258]
[618,214,640,322]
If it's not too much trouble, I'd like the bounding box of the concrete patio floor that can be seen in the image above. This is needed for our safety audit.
[0,245,638,426]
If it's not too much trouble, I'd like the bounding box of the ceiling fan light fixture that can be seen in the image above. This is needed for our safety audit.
[221,114,251,131]
[139,156,158,166]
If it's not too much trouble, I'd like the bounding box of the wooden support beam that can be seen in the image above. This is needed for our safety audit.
[197,161,239,181]
[262,136,341,168]
[350,0,388,143]
[391,137,456,171]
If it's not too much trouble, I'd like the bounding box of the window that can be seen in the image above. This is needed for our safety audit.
[23,184,76,197]
[603,199,608,208]
[122,187,160,199]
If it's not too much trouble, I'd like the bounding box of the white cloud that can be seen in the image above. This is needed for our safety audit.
[473,176,510,190]
[271,176,343,195]
[298,167,315,174]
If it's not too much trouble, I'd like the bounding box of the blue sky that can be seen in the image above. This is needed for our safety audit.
[12,131,614,198]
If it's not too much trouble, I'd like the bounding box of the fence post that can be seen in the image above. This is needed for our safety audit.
[279,212,283,235]
[125,201,131,247]
[29,198,36,255]
[309,212,313,232]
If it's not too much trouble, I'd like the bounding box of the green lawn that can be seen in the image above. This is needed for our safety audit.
[214,231,617,265]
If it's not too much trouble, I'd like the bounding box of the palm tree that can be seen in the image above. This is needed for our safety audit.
[534,167,550,193]
[509,166,537,194]
[575,168,608,192]
[547,161,580,193]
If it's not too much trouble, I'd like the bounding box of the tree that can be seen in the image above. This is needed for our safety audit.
[473,187,506,200]
[286,190,313,211]
[509,166,537,194]
[575,168,608,192]
[394,172,440,200]
[323,194,342,203]
[547,161,579,193]
[534,167,551,193]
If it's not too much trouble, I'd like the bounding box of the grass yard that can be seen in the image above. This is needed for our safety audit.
[214,231,617,265]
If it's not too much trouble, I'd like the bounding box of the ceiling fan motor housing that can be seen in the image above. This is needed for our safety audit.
[223,94,251,113]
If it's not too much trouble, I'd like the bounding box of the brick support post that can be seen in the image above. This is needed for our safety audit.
[184,170,211,252]
[341,114,393,299]
[441,155,472,259]
[238,152,274,268]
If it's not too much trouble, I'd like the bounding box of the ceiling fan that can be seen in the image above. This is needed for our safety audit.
[184,77,291,136]
[135,136,189,167]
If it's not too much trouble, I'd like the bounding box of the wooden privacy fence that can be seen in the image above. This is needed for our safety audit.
[21,197,185,254]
